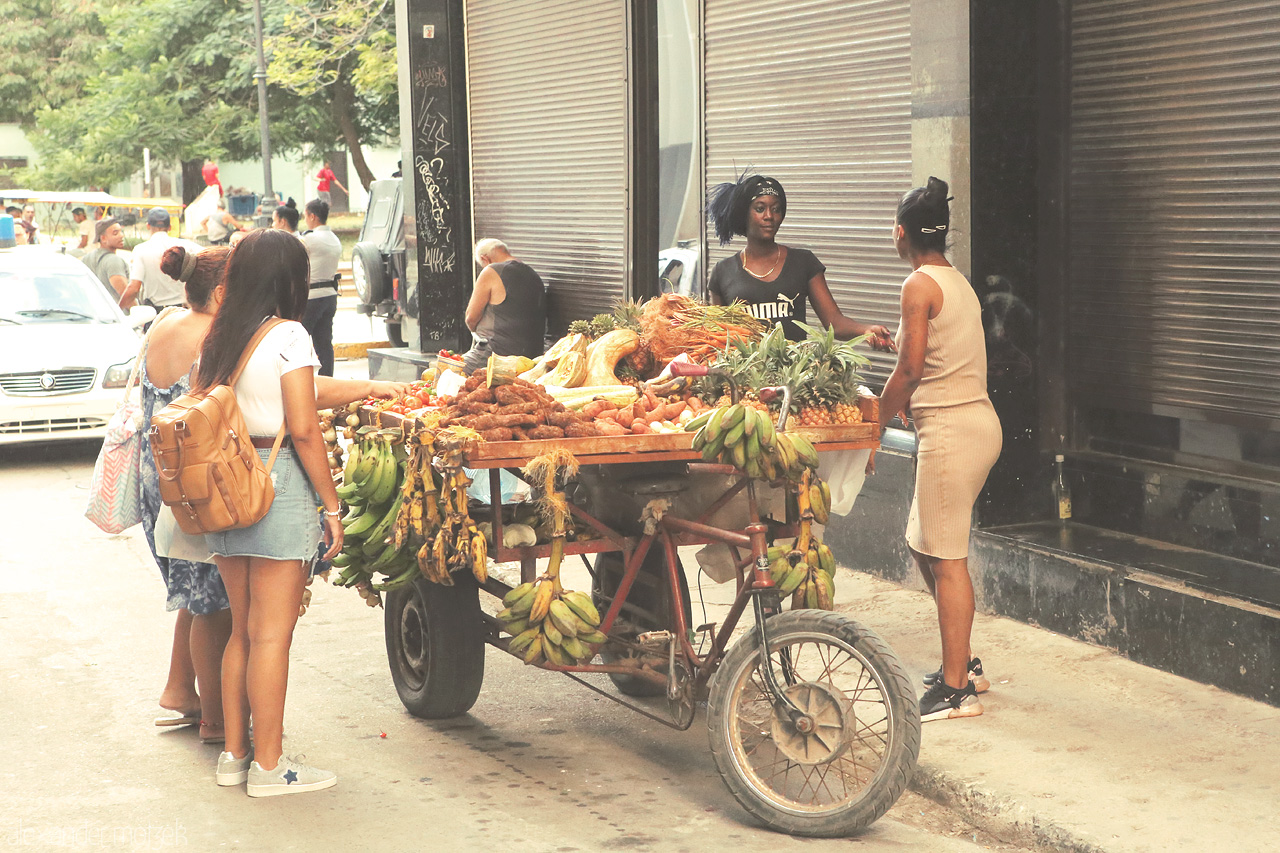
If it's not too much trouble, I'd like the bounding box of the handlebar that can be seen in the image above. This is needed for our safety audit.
[667,361,711,378]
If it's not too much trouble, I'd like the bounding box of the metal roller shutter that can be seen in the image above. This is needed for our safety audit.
[702,0,911,382]
[465,0,629,334]
[1069,0,1280,426]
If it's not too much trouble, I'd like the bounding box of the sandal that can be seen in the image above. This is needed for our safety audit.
[199,720,226,745]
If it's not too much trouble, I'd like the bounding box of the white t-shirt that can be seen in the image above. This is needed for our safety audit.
[129,231,203,307]
[232,321,322,436]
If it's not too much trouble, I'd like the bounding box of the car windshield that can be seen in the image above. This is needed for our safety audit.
[0,266,120,325]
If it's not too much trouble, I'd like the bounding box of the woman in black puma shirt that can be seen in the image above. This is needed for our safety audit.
[706,172,894,349]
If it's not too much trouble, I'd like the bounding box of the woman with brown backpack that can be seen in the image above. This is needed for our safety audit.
[193,229,404,796]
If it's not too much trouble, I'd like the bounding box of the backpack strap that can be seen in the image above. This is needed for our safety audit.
[228,317,290,473]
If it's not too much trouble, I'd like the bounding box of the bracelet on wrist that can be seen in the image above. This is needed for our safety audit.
[324,508,342,517]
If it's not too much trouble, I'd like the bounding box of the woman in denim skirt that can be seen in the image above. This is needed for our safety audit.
[196,229,404,796]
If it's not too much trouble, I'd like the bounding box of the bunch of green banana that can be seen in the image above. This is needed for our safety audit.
[330,433,419,599]
[498,579,608,666]
[765,539,837,611]
[686,403,820,481]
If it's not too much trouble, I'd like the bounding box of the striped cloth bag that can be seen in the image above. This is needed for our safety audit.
[84,309,173,533]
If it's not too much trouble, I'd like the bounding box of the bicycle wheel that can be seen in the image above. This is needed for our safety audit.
[707,610,920,837]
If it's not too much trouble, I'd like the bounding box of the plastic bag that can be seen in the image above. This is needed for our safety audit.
[817,448,871,516]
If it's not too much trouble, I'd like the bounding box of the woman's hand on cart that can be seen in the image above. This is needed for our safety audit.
[321,512,344,560]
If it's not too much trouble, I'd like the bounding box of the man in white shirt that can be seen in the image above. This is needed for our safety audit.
[72,207,94,253]
[119,207,202,310]
[300,199,343,376]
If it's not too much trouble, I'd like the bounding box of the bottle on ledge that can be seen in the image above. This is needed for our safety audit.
[1053,453,1072,523]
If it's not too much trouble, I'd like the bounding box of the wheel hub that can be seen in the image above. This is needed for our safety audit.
[399,596,427,677]
[770,681,854,765]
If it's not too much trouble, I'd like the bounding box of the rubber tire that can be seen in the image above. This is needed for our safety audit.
[352,241,386,305]
[591,549,692,697]
[707,610,920,838]
[385,320,405,348]
[384,572,485,719]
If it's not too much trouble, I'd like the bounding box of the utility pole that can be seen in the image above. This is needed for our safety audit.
[252,0,276,225]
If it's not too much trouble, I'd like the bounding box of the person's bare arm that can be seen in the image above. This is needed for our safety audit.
[808,272,895,351]
[465,267,497,331]
[108,274,128,296]
[334,178,348,195]
[282,367,344,560]
[119,280,143,310]
[77,234,89,250]
[877,271,939,430]
[314,377,407,409]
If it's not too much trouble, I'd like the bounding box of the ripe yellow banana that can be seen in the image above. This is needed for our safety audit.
[523,635,544,665]
[509,626,540,653]
[470,533,488,583]
[529,579,554,624]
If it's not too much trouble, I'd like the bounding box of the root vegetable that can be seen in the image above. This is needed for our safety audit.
[595,419,627,436]
[630,421,653,435]
[345,414,361,427]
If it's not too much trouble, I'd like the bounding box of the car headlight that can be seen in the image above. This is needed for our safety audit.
[102,359,135,389]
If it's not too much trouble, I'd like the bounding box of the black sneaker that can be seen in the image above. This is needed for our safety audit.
[923,657,989,693]
[919,679,984,722]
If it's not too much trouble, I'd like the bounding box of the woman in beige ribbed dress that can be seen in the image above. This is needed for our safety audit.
[878,177,1002,722]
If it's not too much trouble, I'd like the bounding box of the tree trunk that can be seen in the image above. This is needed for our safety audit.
[332,77,376,191]
[180,158,204,206]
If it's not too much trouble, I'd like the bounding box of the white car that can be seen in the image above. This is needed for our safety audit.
[0,246,155,445]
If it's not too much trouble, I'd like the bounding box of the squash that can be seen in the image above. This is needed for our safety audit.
[535,350,587,388]
[582,329,640,387]
[486,354,536,387]
[518,333,588,382]
[543,384,639,410]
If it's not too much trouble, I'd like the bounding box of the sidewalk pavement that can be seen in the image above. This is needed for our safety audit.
[824,567,1279,853]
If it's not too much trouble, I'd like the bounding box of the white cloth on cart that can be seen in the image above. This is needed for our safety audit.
[817,448,871,516]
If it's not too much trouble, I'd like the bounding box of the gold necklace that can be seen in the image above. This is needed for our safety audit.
[741,246,781,280]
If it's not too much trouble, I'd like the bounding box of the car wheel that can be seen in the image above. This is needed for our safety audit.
[386,321,405,348]
[352,242,386,305]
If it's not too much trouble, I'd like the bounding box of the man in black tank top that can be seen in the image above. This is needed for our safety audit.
[462,238,548,372]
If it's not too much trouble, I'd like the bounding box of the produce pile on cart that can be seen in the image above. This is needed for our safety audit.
[315,294,921,839]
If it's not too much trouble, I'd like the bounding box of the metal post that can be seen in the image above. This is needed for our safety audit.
[252,0,276,222]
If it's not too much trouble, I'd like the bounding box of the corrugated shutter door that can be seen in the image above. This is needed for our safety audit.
[703,0,911,382]
[466,1,628,334]
[1069,0,1280,425]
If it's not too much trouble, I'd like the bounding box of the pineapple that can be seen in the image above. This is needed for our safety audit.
[567,319,591,336]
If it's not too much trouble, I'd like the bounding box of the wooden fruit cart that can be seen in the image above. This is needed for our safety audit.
[364,396,921,838]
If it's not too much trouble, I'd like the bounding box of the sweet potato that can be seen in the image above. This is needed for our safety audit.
[596,407,619,423]
[594,418,628,436]
[643,388,661,412]
[630,421,653,435]
[615,403,636,429]
[687,396,705,412]
[661,401,687,421]
[580,400,610,419]
[633,394,649,416]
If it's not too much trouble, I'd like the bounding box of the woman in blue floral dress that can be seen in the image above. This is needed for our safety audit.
[138,245,232,742]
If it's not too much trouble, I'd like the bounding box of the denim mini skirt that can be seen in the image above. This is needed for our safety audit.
[205,447,322,562]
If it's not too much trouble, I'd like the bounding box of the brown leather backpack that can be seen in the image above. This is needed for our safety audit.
[149,318,289,535]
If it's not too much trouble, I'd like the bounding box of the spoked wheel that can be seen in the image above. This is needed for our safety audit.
[707,610,920,837]
[384,573,485,718]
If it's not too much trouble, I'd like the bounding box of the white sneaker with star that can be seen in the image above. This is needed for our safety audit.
[246,754,336,798]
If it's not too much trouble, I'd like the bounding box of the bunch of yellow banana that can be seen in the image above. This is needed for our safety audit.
[809,476,832,524]
[497,579,609,666]
[765,540,837,611]
[685,403,820,481]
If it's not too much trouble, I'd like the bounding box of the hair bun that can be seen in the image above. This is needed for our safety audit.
[925,176,949,199]
[159,245,187,281]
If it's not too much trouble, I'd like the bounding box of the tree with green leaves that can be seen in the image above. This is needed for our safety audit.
[265,0,398,190]
[25,0,397,196]
[0,0,105,126]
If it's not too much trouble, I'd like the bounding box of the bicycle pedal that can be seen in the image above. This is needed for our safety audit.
[637,630,674,649]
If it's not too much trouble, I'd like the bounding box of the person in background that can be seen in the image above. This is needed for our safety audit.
[72,207,93,251]
[314,160,347,207]
[462,238,547,373]
[119,207,203,311]
[6,206,28,244]
[272,199,300,235]
[876,176,1002,723]
[300,199,341,377]
[194,229,405,796]
[706,169,894,349]
[18,205,39,244]
[202,159,222,197]
[203,198,241,246]
[142,245,234,744]
[82,218,130,296]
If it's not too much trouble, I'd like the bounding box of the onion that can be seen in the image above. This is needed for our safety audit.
[346,414,361,427]
[322,427,338,443]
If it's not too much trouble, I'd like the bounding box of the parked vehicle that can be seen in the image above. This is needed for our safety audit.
[352,179,409,347]
[0,246,154,444]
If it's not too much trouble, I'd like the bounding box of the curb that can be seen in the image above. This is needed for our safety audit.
[335,341,390,360]
[909,763,1110,853]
